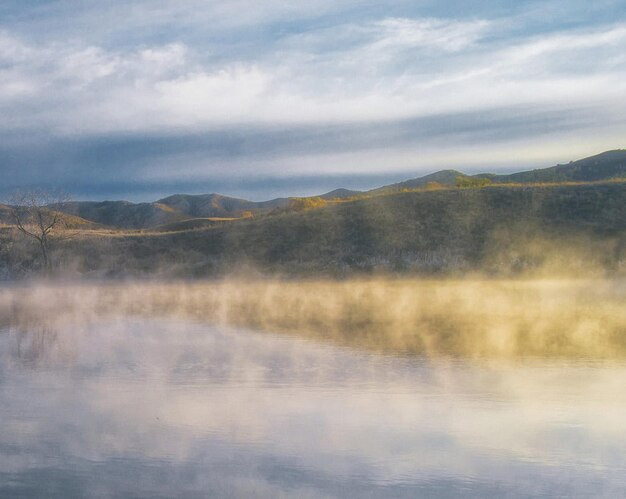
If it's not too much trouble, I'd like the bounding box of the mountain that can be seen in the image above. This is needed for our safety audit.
[372,150,626,193]
[482,149,626,184]
[35,149,626,230]
[319,188,363,200]
[58,200,183,229]
[157,193,289,217]
[55,194,290,229]
[371,169,468,194]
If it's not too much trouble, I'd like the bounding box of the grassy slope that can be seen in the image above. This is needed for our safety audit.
[0,204,101,229]
[482,149,626,183]
[366,150,626,194]
[54,181,626,277]
[370,169,467,193]
[58,194,290,229]
[58,200,186,229]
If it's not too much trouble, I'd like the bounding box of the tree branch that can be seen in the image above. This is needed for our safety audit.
[12,210,43,243]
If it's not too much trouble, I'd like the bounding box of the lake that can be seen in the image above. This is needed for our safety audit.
[1,310,625,498]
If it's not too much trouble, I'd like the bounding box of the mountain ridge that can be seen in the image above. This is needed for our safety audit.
[6,149,626,230]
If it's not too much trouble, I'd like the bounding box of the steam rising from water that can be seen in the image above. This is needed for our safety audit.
[2,277,626,358]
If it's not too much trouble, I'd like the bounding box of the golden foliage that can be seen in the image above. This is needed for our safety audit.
[287,197,328,211]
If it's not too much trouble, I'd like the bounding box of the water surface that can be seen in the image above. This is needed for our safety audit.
[1,317,625,498]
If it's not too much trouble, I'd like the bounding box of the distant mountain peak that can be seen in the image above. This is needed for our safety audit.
[371,169,467,194]
[319,188,362,200]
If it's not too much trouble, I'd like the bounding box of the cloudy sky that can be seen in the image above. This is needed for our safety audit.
[1,0,625,201]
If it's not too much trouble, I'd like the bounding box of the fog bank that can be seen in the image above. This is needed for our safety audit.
[2,278,625,358]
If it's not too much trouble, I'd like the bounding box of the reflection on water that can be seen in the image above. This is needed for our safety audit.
[0,318,625,498]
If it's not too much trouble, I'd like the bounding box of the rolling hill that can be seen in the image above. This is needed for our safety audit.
[319,188,363,200]
[481,149,626,184]
[0,203,100,229]
[5,149,626,232]
[55,194,290,229]
[157,193,289,218]
[57,200,183,229]
[370,169,468,194]
[36,180,626,278]
[371,149,626,193]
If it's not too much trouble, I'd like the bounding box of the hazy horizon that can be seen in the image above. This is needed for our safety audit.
[4,150,620,204]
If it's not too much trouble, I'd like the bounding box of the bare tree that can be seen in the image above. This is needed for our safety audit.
[9,189,70,272]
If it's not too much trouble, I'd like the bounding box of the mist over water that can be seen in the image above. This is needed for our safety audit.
[1,278,626,497]
[3,278,626,358]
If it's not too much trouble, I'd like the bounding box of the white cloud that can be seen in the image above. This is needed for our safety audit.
[371,17,490,52]
[1,18,626,146]
[0,31,33,62]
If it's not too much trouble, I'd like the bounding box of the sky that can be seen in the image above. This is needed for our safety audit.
[1,0,625,201]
